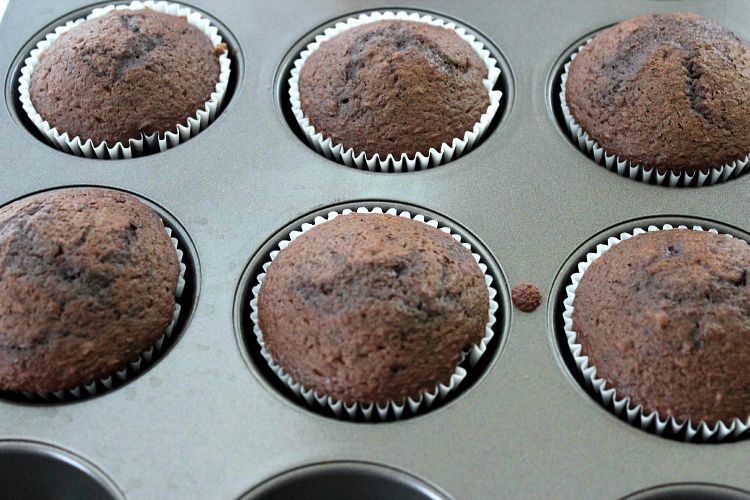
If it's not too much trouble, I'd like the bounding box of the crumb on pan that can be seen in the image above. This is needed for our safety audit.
[511,283,542,312]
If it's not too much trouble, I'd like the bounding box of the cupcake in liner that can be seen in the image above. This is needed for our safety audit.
[17,1,231,159]
[288,11,503,173]
[563,224,750,441]
[12,224,186,403]
[249,207,499,421]
[559,42,750,187]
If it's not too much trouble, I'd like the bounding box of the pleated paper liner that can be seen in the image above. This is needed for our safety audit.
[289,11,503,172]
[9,223,187,403]
[249,207,499,421]
[563,224,750,441]
[17,0,231,159]
[559,41,750,187]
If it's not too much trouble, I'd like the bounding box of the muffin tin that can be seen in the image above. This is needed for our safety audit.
[1,0,750,499]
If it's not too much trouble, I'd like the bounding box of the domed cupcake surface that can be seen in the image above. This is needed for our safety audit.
[257,213,489,405]
[0,188,180,393]
[566,13,750,172]
[572,229,750,426]
[297,20,489,158]
[29,8,221,145]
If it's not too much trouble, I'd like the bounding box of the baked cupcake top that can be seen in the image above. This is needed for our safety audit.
[29,8,221,145]
[0,188,180,393]
[566,13,750,172]
[298,20,489,158]
[572,229,750,425]
[258,213,489,405]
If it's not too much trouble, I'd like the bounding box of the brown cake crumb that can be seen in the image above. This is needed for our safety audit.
[512,283,541,312]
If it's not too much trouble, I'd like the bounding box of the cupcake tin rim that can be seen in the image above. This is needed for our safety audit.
[233,199,512,425]
[622,483,750,500]
[3,0,750,499]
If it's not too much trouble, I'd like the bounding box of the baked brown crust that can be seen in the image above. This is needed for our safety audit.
[0,188,179,393]
[566,13,750,172]
[572,229,750,425]
[298,20,488,158]
[258,213,489,405]
[29,8,220,145]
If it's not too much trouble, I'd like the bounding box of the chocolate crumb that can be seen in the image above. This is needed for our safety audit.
[214,42,227,55]
[512,283,541,312]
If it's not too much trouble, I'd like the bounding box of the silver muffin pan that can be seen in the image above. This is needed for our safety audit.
[1,0,750,498]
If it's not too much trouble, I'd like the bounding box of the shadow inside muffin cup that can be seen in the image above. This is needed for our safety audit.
[0,441,125,500]
[239,461,450,500]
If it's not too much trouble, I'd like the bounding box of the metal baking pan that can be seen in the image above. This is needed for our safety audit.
[1,0,749,498]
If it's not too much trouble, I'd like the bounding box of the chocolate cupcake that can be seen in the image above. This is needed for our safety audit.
[564,226,750,441]
[0,188,182,398]
[251,208,497,420]
[289,12,502,172]
[18,2,231,159]
[561,13,750,186]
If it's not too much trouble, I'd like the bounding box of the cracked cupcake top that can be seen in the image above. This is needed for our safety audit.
[566,13,750,172]
[29,8,221,145]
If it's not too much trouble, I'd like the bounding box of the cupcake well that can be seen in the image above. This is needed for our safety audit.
[12,223,187,403]
[17,1,232,159]
[288,11,503,172]
[249,207,499,421]
[559,42,750,187]
[562,224,750,441]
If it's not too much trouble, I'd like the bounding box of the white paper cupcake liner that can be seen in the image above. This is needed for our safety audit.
[249,207,499,421]
[289,11,503,173]
[17,1,231,159]
[560,42,750,187]
[563,224,750,441]
[15,223,187,402]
